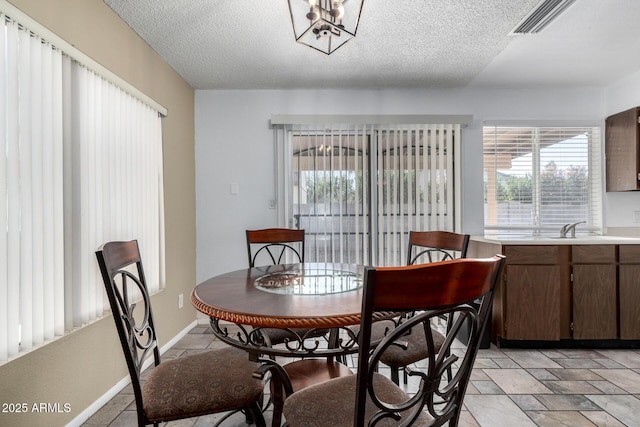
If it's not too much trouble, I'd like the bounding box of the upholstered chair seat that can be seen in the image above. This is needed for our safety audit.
[142,347,264,422]
[282,374,430,427]
[378,323,445,370]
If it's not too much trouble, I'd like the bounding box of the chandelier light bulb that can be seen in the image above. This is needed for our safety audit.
[330,1,344,20]
[306,7,319,22]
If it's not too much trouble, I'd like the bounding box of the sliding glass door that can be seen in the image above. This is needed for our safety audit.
[274,117,464,267]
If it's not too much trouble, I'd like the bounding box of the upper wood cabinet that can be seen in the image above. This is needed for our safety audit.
[606,106,640,191]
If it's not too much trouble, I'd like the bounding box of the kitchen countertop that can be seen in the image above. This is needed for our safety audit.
[471,235,640,245]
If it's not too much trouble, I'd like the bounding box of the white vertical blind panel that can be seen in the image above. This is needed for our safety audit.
[41,44,53,341]
[322,127,329,262]
[78,64,90,325]
[0,16,8,361]
[88,70,98,322]
[409,127,416,238]
[313,126,320,261]
[422,125,429,231]
[156,112,165,289]
[52,49,64,338]
[30,34,44,347]
[398,126,405,263]
[377,126,384,265]
[385,126,392,264]
[337,127,344,263]
[362,125,369,265]
[363,125,370,264]
[392,126,399,264]
[354,125,361,265]
[438,124,446,230]
[429,125,437,230]
[453,124,462,231]
[63,55,74,332]
[5,19,20,358]
[18,28,33,351]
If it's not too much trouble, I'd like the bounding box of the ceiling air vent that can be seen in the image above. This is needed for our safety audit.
[511,0,577,34]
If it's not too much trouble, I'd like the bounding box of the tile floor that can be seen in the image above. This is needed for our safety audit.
[83,325,640,426]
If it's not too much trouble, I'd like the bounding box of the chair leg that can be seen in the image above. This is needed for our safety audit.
[390,366,400,385]
[271,382,284,427]
[247,402,267,427]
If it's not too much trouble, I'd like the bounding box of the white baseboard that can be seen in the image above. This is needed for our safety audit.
[66,320,198,427]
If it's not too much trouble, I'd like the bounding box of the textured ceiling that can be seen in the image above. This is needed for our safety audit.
[104,0,640,90]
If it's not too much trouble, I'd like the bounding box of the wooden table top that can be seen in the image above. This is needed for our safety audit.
[191,262,367,329]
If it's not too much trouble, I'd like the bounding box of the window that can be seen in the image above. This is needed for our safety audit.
[483,125,602,235]
[273,115,469,266]
[0,11,165,363]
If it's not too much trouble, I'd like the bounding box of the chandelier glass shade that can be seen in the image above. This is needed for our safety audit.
[287,0,364,55]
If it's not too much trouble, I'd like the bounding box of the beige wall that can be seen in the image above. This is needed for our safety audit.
[0,1,196,426]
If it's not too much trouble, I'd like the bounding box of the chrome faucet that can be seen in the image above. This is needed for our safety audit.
[559,221,586,238]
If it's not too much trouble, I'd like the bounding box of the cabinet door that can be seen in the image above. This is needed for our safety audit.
[620,265,640,339]
[572,264,617,339]
[505,265,561,340]
[605,107,640,191]
[619,245,640,339]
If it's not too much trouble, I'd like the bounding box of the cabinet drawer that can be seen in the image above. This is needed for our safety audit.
[572,245,616,263]
[504,245,558,264]
[619,245,640,264]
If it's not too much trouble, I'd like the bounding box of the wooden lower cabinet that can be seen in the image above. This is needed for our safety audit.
[504,264,561,340]
[469,240,640,346]
[572,264,617,339]
[619,245,640,339]
[571,245,617,340]
[502,245,569,341]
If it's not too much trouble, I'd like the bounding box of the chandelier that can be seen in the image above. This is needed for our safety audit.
[287,0,364,55]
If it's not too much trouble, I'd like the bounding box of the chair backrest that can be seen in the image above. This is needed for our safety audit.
[246,228,305,267]
[95,240,160,419]
[354,255,505,426]
[406,230,470,265]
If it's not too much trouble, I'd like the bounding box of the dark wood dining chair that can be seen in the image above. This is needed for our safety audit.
[96,240,266,427]
[246,228,305,268]
[282,255,505,427]
[246,228,320,346]
[406,230,470,265]
[246,228,346,426]
[379,230,472,384]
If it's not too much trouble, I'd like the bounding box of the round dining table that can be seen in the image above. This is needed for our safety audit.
[191,262,392,359]
[191,262,395,427]
[192,262,364,325]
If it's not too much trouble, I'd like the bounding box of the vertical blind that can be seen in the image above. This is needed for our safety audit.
[290,124,372,265]
[483,126,602,234]
[376,124,458,265]
[0,14,165,363]
[0,16,65,357]
[274,117,465,267]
